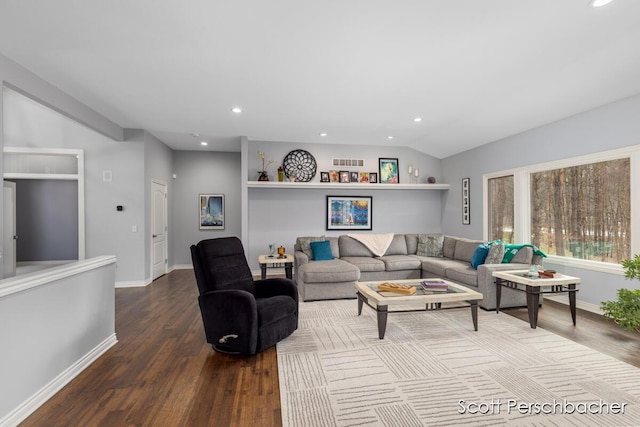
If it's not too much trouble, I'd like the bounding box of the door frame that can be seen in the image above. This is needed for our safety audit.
[150,179,168,280]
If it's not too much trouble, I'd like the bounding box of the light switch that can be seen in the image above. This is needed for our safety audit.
[132,225,138,233]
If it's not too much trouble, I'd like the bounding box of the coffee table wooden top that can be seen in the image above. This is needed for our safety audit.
[492,270,580,287]
[356,278,482,306]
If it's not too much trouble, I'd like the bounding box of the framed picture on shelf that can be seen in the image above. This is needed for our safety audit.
[462,178,470,225]
[379,158,399,183]
[326,196,373,230]
[350,171,359,182]
[369,172,378,183]
[320,172,330,182]
[200,194,224,230]
[340,171,350,183]
[329,170,340,182]
[359,172,369,183]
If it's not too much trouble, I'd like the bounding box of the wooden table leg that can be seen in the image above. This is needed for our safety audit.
[357,292,364,315]
[470,300,478,331]
[260,264,267,280]
[569,284,577,325]
[495,278,502,314]
[526,285,541,328]
[377,306,388,339]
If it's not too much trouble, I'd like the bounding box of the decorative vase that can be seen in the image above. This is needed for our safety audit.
[277,166,284,182]
[258,171,269,181]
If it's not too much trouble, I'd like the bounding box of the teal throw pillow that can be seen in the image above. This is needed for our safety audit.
[470,244,490,269]
[299,236,325,259]
[310,240,334,261]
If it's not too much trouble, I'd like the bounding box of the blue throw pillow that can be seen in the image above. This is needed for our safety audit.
[470,244,489,269]
[310,240,334,261]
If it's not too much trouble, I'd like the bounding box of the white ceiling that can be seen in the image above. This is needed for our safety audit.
[1,1,640,158]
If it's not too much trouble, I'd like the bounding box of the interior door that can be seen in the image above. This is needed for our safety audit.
[151,181,168,280]
[3,181,17,278]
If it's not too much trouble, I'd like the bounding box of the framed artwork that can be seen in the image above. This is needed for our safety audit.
[326,196,373,230]
[200,194,224,230]
[369,172,378,183]
[350,171,359,182]
[329,170,340,182]
[379,158,399,183]
[320,172,330,182]
[359,172,369,183]
[462,178,470,225]
[340,171,350,183]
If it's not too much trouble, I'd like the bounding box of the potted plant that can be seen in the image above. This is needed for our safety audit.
[601,254,640,332]
[257,151,278,181]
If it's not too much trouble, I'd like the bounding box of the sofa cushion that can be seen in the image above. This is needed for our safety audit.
[471,244,489,269]
[339,235,374,257]
[417,233,444,257]
[404,234,418,254]
[377,255,422,271]
[454,238,485,262]
[310,240,334,261]
[445,265,478,287]
[384,234,408,255]
[297,236,326,259]
[341,256,385,272]
[443,236,457,259]
[421,258,464,277]
[510,246,533,264]
[485,242,505,264]
[298,259,360,283]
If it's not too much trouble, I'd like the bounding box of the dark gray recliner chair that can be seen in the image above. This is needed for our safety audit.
[190,237,298,355]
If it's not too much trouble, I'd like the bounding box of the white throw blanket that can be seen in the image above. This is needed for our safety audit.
[347,233,394,257]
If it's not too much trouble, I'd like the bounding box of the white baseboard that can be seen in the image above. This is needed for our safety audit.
[543,295,604,315]
[0,334,118,427]
[115,279,149,288]
[172,264,193,270]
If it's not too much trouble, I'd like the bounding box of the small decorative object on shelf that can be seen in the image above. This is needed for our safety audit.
[257,151,278,181]
[277,166,284,182]
[414,168,420,184]
[277,245,285,258]
[282,149,317,182]
[428,176,436,184]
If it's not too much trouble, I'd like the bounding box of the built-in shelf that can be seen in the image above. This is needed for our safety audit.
[247,181,449,190]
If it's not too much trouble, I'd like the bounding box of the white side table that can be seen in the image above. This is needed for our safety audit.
[258,254,294,280]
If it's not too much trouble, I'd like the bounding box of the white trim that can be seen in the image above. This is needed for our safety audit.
[544,295,604,316]
[150,179,168,281]
[247,181,450,190]
[115,279,151,288]
[172,264,194,270]
[0,334,117,427]
[0,256,116,298]
[544,255,625,275]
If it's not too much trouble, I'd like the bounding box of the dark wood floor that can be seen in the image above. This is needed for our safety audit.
[20,270,640,426]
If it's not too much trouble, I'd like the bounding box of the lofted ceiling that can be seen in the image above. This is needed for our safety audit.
[1,1,640,158]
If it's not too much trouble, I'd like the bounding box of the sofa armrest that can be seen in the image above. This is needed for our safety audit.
[255,277,299,309]
[198,289,258,355]
[476,263,531,310]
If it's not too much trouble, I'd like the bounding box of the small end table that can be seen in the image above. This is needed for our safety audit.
[258,254,294,280]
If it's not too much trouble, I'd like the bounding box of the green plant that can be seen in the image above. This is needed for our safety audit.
[601,255,640,332]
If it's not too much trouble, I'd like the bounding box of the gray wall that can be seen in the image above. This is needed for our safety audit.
[3,87,147,284]
[245,140,444,270]
[441,93,640,306]
[15,179,78,261]
[171,151,242,266]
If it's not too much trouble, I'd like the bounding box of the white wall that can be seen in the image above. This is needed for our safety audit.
[441,93,640,307]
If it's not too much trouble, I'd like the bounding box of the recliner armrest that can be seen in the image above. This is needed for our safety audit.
[255,278,299,307]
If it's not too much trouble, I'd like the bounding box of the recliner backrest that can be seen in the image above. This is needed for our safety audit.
[191,237,256,295]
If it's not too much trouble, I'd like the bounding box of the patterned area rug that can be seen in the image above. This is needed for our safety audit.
[277,299,640,426]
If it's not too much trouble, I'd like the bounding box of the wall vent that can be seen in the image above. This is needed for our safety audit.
[332,158,365,167]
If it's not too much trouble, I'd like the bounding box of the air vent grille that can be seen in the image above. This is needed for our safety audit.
[332,158,365,167]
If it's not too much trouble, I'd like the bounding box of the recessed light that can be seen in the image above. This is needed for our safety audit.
[591,0,613,7]
[387,136,394,140]
[413,117,422,123]
[200,141,208,146]
[320,133,327,137]
[231,107,242,114]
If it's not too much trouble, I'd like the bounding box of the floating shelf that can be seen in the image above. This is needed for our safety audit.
[247,181,449,190]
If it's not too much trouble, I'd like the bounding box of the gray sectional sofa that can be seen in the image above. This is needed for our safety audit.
[294,234,543,310]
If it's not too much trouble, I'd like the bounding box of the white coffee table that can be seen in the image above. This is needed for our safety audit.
[492,270,581,329]
[356,279,483,339]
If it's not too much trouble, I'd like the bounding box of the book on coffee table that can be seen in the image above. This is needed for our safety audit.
[421,280,449,291]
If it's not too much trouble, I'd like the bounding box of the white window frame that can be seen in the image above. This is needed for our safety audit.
[483,145,640,276]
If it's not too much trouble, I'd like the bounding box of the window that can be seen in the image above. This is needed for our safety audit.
[488,175,514,243]
[530,158,630,264]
